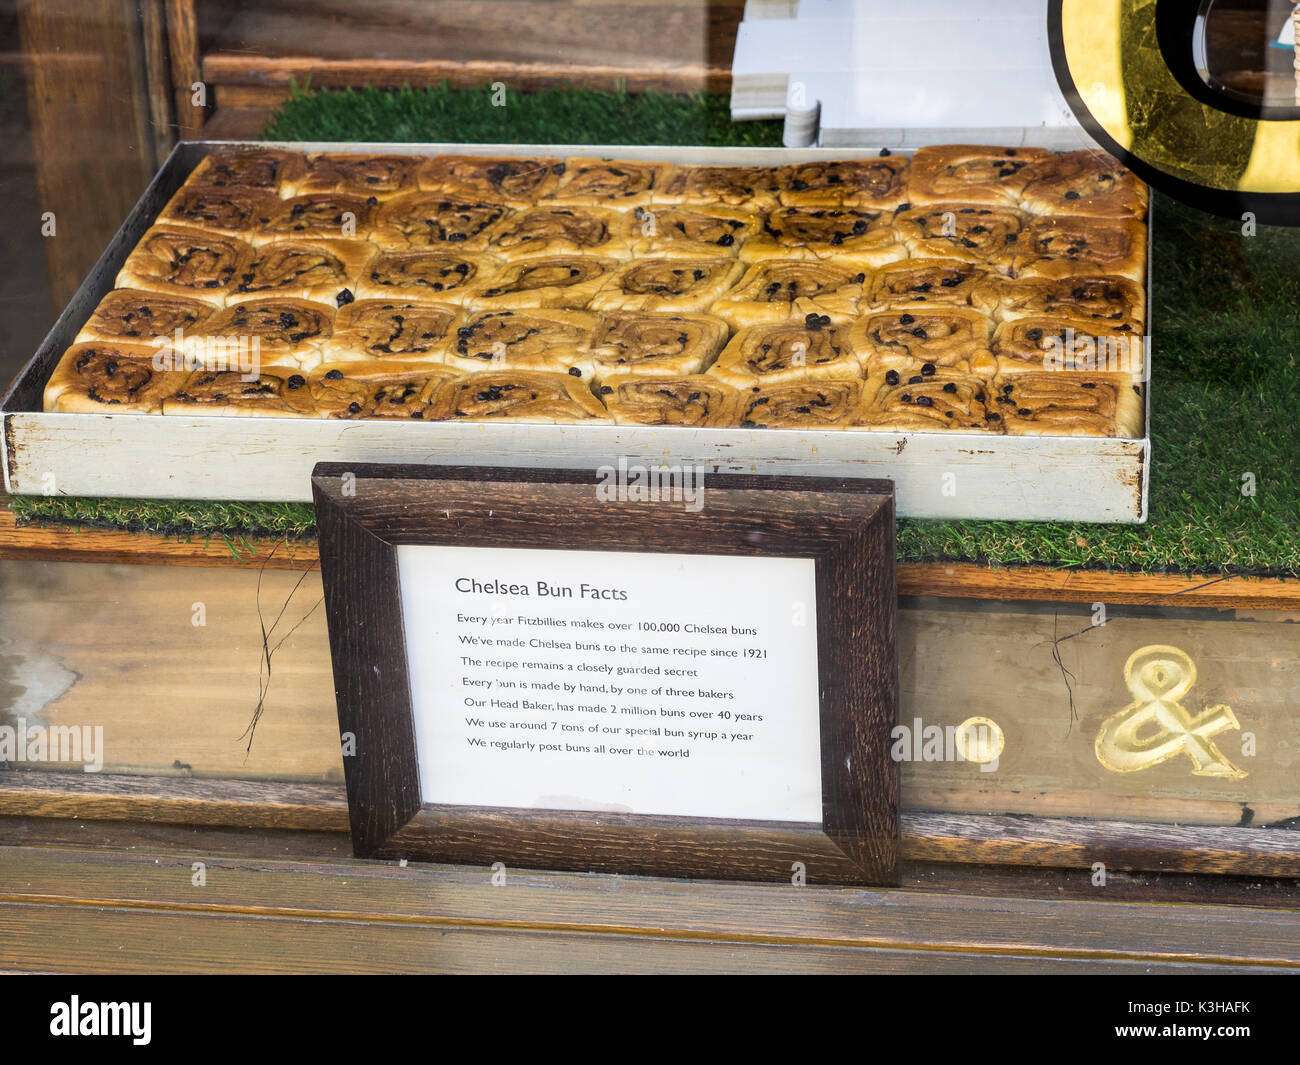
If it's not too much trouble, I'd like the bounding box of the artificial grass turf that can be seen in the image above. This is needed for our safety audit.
[262,82,786,147]
[9,84,1299,575]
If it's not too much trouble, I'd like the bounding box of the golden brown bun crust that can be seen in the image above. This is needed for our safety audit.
[589,311,728,382]
[308,360,462,419]
[75,289,217,346]
[735,378,863,429]
[540,158,672,209]
[1018,150,1148,220]
[863,259,994,313]
[971,273,1145,331]
[893,204,1029,269]
[588,258,744,314]
[352,249,497,304]
[624,204,760,259]
[478,206,630,260]
[597,374,740,427]
[1012,217,1147,281]
[372,192,511,249]
[739,206,904,267]
[990,316,1145,378]
[430,371,608,422]
[194,297,335,372]
[907,145,1052,207]
[116,226,256,305]
[709,320,859,388]
[992,372,1144,437]
[844,306,994,375]
[777,156,910,209]
[161,367,320,418]
[653,165,782,210]
[417,155,565,205]
[712,259,865,328]
[291,153,424,197]
[461,255,615,309]
[857,368,999,432]
[188,149,307,195]
[45,341,185,413]
[252,194,380,245]
[157,186,280,237]
[225,239,375,305]
[324,300,461,362]
[443,308,599,377]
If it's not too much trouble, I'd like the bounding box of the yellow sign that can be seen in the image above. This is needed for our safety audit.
[1095,645,1247,779]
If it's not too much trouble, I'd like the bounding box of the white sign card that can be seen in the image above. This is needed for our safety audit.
[396,544,823,823]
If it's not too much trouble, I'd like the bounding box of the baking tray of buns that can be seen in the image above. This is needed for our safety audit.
[2,141,1151,521]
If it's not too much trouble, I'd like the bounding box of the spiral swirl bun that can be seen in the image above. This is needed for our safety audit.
[894,204,1028,268]
[743,207,903,266]
[845,306,994,374]
[858,369,995,432]
[431,371,607,423]
[737,378,862,429]
[590,258,745,314]
[1012,218,1147,281]
[589,311,727,381]
[159,186,278,236]
[355,249,489,302]
[117,226,255,303]
[374,193,510,247]
[992,372,1143,438]
[446,308,597,376]
[419,155,565,204]
[908,146,1053,207]
[77,289,216,345]
[480,206,626,259]
[598,374,739,427]
[44,341,183,413]
[327,300,460,361]
[864,259,993,312]
[711,319,858,387]
[295,153,423,197]
[778,157,910,209]
[1019,150,1148,220]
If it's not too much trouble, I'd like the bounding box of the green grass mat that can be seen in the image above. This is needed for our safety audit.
[10,84,1299,576]
[264,82,784,147]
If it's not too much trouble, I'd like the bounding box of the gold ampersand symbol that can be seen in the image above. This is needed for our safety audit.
[1095,645,1247,779]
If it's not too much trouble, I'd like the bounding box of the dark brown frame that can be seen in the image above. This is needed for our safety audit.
[312,463,898,885]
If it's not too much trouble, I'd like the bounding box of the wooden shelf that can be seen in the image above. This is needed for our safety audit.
[200,0,743,120]
[4,772,1298,880]
[5,835,1297,972]
[2,506,1296,608]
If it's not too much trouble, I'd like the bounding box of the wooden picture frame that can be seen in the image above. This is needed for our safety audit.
[312,463,898,885]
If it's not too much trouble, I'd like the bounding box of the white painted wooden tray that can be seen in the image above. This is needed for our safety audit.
[1,141,1152,522]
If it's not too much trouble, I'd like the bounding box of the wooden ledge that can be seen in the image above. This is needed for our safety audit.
[2,773,1298,879]
[2,507,1297,608]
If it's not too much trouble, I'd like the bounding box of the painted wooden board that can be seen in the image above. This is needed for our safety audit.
[5,510,1295,610]
[3,560,1297,835]
[200,0,744,99]
[1,141,1151,523]
[0,559,340,783]
[3,412,1149,520]
[899,600,1300,826]
[2,843,1297,973]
